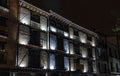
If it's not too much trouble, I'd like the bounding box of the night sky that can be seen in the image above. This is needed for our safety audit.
[25,0,120,36]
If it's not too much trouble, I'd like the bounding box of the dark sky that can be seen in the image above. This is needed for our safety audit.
[25,0,120,36]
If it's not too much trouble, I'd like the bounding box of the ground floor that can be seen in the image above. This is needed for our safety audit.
[0,71,96,76]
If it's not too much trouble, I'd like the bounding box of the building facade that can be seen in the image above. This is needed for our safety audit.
[2,0,120,76]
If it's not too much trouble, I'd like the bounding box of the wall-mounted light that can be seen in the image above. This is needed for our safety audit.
[64,32,69,37]
[41,24,47,31]
[50,26,57,32]
[19,63,27,67]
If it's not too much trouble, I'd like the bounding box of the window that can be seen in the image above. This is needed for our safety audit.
[74,43,80,55]
[0,42,7,64]
[88,48,93,58]
[64,39,69,54]
[0,16,8,37]
[74,30,79,40]
[41,51,48,69]
[74,30,79,36]
[40,16,47,31]
[29,29,40,46]
[50,54,55,70]
[87,35,92,41]
[31,20,40,29]
[28,49,40,68]
[81,46,87,58]
[0,0,8,8]
[80,32,87,43]
[50,34,57,50]
[64,57,69,71]
[40,32,47,49]
[70,58,75,71]
[69,27,74,39]
[19,8,30,25]
[56,55,65,70]
[18,46,28,67]
[31,13,40,23]
[63,25,69,37]
[70,43,74,54]
[19,25,30,45]
[57,37,63,51]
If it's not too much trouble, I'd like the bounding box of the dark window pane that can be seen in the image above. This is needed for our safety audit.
[0,0,8,8]
[29,29,40,46]
[87,35,92,41]
[56,55,65,70]
[31,13,40,23]
[57,37,63,51]
[0,16,8,36]
[28,49,40,68]
[74,30,79,36]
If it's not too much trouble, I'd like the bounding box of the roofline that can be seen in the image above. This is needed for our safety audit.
[49,10,98,37]
[19,0,50,17]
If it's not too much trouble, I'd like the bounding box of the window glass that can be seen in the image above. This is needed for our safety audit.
[64,39,69,54]
[19,8,30,25]
[0,0,8,8]
[31,13,40,23]
[41,51,48,69]
[50,34,57,50]
[19,25,30,45]
[19,33,30,45]
[50,54,55,70]
[57,37,63,51]
[31,21,40,29]
[29,29,40,46]
[64,57,69,71]
[18,46,28,67]
[0,16,8,36]
[40,16,47,31]
[40,32,47,49]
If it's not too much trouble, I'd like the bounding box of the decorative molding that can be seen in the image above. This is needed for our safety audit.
[19,0,50,17]
[49,10,98,37]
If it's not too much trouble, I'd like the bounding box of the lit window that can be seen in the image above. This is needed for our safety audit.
[19,33,29,45]
[80,32,87,43]
[70,58,75,71]
[81,47,87,58]
[64,39,69,54]
[70,43,74,54]
[69,28,74,39]
[64,57,69,71]
[50,54,55,70]
[41,51,48,69]
[19,8,30,25]
[18,46,28,67]
[40,16,47,31]
[50,34,57,50]
[40,32,47,49]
